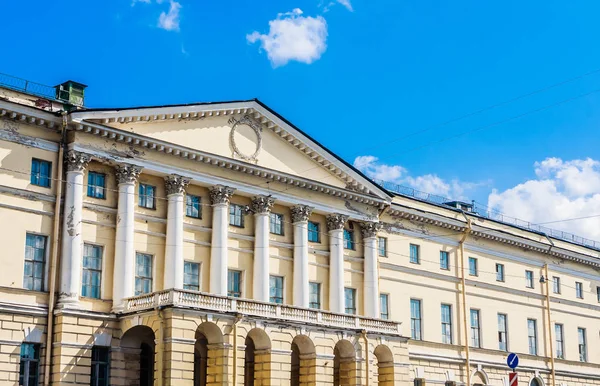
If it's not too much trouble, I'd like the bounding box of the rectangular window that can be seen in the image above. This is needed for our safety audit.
[269,275,284,304]
[527,319,537,355]
[227,270,242,298]
[597,286,600,303]
[229,203,245,227]
[578,327,587,362]
[185,195,201,218]
[526,270,534,289]
[380,294,389,320]
[496,264,505,282]
[309,282,321,309]
[378,237,387,257]
[555,324,564,359]
[269,213,284,235]
[19,343,40,386]
[343,229,355,250]
[498,313,508,351]
[91,346,110,386]
[468,257,478,276]
[87,171,106,199]
[410,244,420,264]
[82,244,102,299]
[24,233,46,291]
[553,276,561,294]
[135,253,153,295]
[441,304,452,344]
[470,309,481,348]
[410,299,422,340]
[576,282,583,299]
[138,183,156,209]
[308,221,320,243]
[345,288,357,315]
[183,261,200,291]
[30,158,51,188]
[440,251,449,270]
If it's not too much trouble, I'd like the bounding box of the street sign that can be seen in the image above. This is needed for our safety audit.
[509,372,518,386]
[507,353,519,369]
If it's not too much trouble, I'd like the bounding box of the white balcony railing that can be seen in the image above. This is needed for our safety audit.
[123,289,402,336]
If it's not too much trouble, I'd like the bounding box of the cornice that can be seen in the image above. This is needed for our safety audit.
[0,99,62,131]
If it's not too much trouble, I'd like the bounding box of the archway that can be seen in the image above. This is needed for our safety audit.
[291,335,317,386]
[194,322,224,386]
[333,339,356,386]
[121,325,156,386]
[374,345,394,385]
[244,328,271,386]
[530,377,544,386]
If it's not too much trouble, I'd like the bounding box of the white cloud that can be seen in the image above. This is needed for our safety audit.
[336,0,353,11]
[158,0,181,31]
[247,8,328,67]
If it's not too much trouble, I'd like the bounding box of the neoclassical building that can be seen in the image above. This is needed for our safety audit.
[0,74,600,386]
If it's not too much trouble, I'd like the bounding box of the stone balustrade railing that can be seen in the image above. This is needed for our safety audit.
[123,289,402,335]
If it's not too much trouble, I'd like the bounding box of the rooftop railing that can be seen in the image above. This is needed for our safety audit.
[0,72,57,101]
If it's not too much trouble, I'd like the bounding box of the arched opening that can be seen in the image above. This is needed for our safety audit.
[121,325,156,386]
[333,339,356,386]
[291,335,317,386]
[194,322,224,386]
[244,328,271,386]
[472,370,488,386]
[530,377,544,386]
[374,345,395,385]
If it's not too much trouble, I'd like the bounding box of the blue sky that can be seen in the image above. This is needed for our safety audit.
[2,0,600,239]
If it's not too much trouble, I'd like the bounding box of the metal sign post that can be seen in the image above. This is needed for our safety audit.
[507,353,519,386]
[509,372,518,386]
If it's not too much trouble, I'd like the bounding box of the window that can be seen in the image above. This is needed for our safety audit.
[345,288,357,314]
[91,346,110,386]
[378,237,387,257]
[555,324,564,359]
[525,270,534,289]
[19,343,40,386]
[468,257,478,276]
[183,261,200,291]
[414,380,425,386]
[87,172,106,199]
[24,234,46,291]
[185,195,201,218]
[309,282,320,309]
[269,276,284,304]
[470,309,481,348]
[498,313,508,351]
[410,244,420,264]
[597,286,600,303]
[553,277,561,294]
[410,299,422,340]
[82,244,102,299]
[343,229,355,250]
[229,203,245,227]
[527,319,537,355]
[576,282,583,299]
[227,270,242,298]
[138,183,156,209]
[441,304,452,344]
[30,159,51,188]
[308,221,320,243]
[440,251,449,270]
[578,327,587,362]
[270,213,284,235]
[135,253,153,295]
[496,264,505,282]
[380,294,389,320]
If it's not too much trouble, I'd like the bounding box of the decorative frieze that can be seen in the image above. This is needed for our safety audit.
[251,195,275,215]
[290,205,313,223]
[164,174,190,196]
[209,185,235,205]
[326,213,348,231]
[360,222,383,239]
[65,150,90,172]
[115,164,143,184]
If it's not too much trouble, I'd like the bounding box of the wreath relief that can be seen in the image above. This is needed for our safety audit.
[228,115,263,162]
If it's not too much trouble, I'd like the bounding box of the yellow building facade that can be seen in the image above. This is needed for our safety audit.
[0,75,599,386]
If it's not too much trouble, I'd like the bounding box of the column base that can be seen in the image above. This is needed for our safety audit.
[56,293,81,310]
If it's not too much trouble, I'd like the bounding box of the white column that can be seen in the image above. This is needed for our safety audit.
[252,195,275,302]
[361,222,382,318]
[164,175,190,289]
[291,205,313,308]
[58,151,90,308]
[112,164,142,312]
[209,185,235,296]
[327,214,348,314]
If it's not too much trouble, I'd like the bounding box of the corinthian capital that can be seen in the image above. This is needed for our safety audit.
[326,213,348,231]
[65,150,90,173]
[164,174,190,196]
[250,195,275,215]
[115,164,143,184]
[209,185,235,205]
[290,205,313,223]
[360,222,383,239]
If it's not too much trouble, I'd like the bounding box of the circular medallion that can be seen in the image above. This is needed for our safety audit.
[228,115,262,162]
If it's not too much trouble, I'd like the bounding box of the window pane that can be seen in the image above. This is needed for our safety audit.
[378,237,387,257]
[24,234,46,291]
[410,244,420,264]
[528,319,537,355]
[440,251,449,269]
[380,294,389,319]
[469,258,477,275]
[183,262,200,291]
[410,299,422,340]
[228,270,242,298]
[309,282,321,309]
[308,222,320,243]
[441,304,452,344]
[269,276,284,304]
[345,288,356,314]
[343,229,354,250]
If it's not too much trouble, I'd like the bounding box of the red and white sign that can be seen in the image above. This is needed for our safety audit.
[509,372,518,386]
